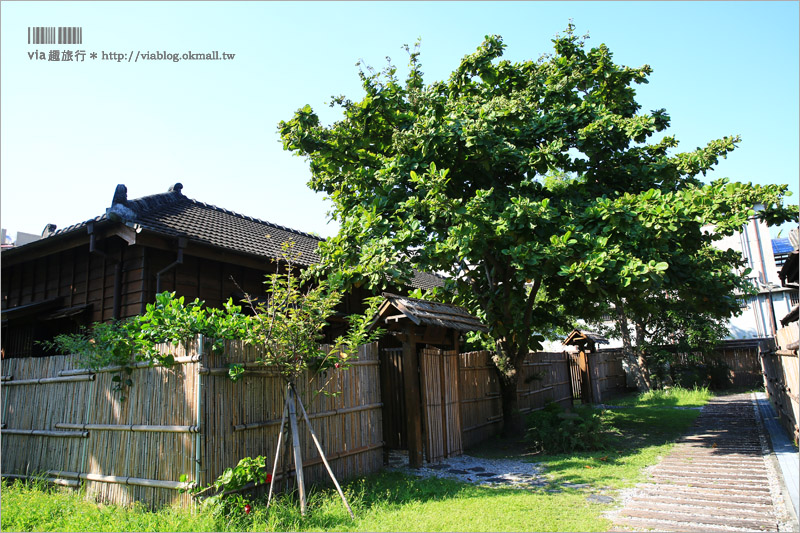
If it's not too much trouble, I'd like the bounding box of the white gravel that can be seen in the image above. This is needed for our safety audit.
[385,450,548,489]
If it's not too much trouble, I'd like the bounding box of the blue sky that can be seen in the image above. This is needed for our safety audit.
[1,1,798,241]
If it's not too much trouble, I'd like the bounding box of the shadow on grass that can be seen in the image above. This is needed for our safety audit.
[251,470,560,532]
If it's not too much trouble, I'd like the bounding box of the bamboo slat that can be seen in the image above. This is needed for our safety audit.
[2,473,80,487]
[1,375,12,382]
[55,423,199,433]
[58,355,201,376]
[3,375,95,386]
[49,470,193,490]
[233,403,383,432]
[2,428,89,438]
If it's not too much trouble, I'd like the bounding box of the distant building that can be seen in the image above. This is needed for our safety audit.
[773,238,794,268]
[711,206,795,339]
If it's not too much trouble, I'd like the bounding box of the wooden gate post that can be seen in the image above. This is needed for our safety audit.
[579,349,591,403]
[402,332,424,468]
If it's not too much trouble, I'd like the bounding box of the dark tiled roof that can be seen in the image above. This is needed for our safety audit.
[49,184,323,266]
[28,183,448,284]
[408,271,446,290]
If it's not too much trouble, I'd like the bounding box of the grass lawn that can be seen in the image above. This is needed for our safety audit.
[0,387,711,532]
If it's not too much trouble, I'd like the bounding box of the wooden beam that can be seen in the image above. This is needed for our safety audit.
[402,331,424,468]
[113,224,140,246]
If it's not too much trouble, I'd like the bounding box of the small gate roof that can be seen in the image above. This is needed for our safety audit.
[563,329,609,349]
[375,293,487,332]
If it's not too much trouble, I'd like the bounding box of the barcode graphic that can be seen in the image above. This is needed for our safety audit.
[28,27,82,45]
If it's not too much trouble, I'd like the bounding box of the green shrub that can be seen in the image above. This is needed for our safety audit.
[524,402,615,454]
[671,360,730,390]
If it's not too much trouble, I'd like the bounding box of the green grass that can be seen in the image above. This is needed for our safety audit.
[0,387,711,532]
[608,385,712,407]
[0,478,218,532]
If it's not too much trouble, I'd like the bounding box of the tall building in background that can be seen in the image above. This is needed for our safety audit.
[714,205,797,339]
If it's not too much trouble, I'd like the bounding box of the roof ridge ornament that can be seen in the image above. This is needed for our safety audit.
[111,184,128,206]
[107,184,137,223]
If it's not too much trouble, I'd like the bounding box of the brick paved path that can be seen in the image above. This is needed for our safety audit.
[611,393,796,532]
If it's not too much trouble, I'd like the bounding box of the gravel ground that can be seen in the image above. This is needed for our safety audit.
[385,450,550,489]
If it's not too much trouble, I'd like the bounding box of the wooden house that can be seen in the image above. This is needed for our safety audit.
[1,183,443,358]
[1,184,585,509]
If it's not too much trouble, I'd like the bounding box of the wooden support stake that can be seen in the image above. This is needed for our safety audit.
[266,388,289,512]
[294,383,354,519]
[288,384,307,515]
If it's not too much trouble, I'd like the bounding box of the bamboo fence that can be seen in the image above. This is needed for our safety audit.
[591,351,627,401]
[458,351,573,449]
[1,338,383,508]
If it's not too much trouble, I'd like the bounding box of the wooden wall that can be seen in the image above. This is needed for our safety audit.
[760,349,799,443]
[1,339,384,509]
[714,340,770,389]
[1,239,273,358]
[598,340,768,391]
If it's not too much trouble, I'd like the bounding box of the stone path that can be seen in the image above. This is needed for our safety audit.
[609,393,797,532]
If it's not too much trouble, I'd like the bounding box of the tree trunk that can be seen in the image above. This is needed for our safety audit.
[634,321,652,391]
[494,342,526,437]
[498,371,524,436]
[616,299,650,392]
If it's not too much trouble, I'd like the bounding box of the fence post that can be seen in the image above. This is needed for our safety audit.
[80,359,95,479]
[195,334,204,489]
[402,334,423,468]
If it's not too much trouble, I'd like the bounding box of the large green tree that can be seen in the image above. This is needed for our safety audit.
[279,26,794,434]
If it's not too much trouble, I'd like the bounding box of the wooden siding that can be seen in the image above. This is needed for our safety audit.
[2,241,275,358]
[760,348,799,443]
